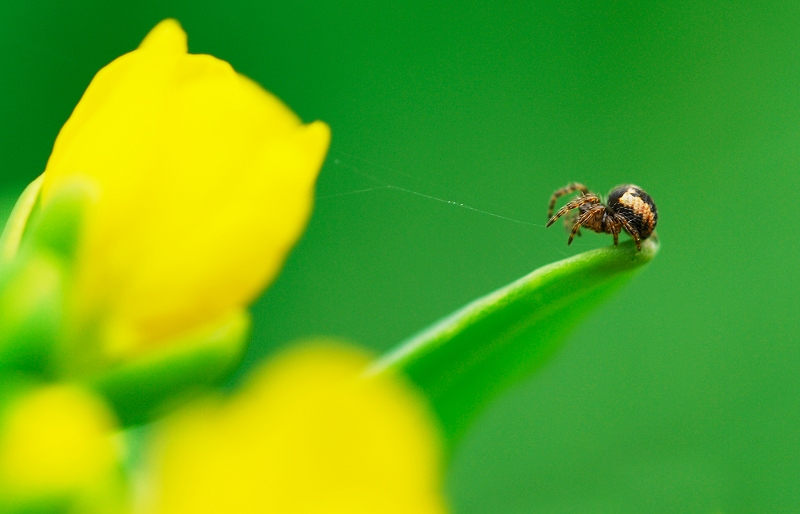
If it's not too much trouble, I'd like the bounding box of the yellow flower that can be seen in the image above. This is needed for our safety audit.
[39,20,330,358]
[144,343,447,514]
[0,383,127,513]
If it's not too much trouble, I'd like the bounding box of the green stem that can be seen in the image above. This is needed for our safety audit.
[367,237,659,448]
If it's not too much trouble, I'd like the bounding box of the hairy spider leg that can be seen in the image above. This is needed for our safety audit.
[617,214,642,250]
[547,182,591,219]
[606,214,622,246]
[546,194,601,227]
[568,204,605,245]
[563,210,581,237]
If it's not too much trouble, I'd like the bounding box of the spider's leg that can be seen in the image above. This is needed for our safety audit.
[562,210,581,236]
[547,182,591,219]
[607,215,621,245]
[568,205,604,245]
[547,194,600,227]
[618,215,642,250]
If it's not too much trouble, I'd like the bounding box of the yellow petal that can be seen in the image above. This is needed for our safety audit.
[145,343,447,514]
[138,18,187,53]
[40,19,330,356]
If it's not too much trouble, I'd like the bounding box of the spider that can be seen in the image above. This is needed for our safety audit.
[546,182,658,251]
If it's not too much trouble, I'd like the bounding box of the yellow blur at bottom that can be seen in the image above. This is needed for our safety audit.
[0,384,127,514]
[147,343,447,514]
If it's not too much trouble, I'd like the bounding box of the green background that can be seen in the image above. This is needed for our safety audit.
[1,1,798,512]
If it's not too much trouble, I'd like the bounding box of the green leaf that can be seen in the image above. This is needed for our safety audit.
[367,237,659,449]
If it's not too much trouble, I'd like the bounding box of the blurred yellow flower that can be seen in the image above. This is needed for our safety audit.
[39,19,330,358]
[145,343,447,514]
[0,20,448,514]
[0,383,128,513]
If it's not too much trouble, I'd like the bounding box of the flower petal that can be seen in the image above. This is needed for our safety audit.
[40,20,330,355]
[146,343,447,514]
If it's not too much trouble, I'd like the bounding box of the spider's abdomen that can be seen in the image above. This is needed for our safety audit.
[607,185,658,239]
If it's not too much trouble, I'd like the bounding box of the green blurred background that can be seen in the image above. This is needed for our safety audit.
[1,1,798,512]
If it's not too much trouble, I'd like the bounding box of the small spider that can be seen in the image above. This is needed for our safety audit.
[546,182,658,251]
